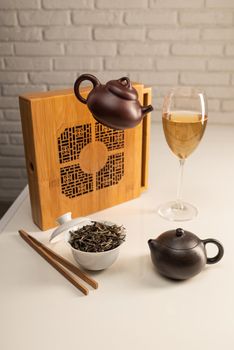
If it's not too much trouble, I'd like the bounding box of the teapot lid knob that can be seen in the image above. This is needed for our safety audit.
[176,228,184,237]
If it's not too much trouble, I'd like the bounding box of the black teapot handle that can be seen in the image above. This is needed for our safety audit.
[202,238,224,264]
[74,74,100,104]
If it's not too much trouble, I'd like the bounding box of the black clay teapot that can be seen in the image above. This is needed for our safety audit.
[74,74,153,130]
[148,228,224,280]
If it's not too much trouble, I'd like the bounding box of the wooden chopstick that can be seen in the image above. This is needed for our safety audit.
[21,230,98,289]
[19,229,91,295]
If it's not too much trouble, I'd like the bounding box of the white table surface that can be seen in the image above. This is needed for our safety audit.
[0,123,234,350]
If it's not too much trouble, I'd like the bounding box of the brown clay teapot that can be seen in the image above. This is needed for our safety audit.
[148,228,224,280]
[74,74,153,130]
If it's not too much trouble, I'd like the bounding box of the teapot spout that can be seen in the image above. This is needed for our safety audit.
[148,238,158,251]
[141,105,153,117]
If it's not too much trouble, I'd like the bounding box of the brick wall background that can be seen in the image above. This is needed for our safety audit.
[0,0,234,202]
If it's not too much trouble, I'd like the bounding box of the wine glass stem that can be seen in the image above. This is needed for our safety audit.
[176,159,185,210]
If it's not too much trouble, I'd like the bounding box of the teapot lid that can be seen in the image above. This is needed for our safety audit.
[156,228,200,250]
[106,77,138,101]
[49,213,92,243]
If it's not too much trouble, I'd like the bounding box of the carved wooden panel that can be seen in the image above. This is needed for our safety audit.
[19,83,151,230]
[58,124,92,164]
[58,121,125,198]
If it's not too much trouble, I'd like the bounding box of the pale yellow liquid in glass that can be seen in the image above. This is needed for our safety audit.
[162,111,208,159]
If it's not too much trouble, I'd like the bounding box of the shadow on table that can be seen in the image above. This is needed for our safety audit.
[10,234,189,296]
[105,253,187,290]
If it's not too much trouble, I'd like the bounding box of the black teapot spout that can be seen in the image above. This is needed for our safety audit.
[141,105,153,117]
[148,238,158,251]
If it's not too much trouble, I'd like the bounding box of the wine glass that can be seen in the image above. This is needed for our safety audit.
[158,87,208,221]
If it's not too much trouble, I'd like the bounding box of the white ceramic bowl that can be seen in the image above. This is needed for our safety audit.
[65,219,125,271]
[50,214,125,271]
[68,241,121,271]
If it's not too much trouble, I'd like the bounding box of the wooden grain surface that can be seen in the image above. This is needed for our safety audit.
[19,83,151,230]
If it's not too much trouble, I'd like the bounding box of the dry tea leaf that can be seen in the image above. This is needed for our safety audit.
[69,221,126,253]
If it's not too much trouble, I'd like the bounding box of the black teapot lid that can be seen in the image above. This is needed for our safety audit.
[156,228,200,250]
[106,77,138,101]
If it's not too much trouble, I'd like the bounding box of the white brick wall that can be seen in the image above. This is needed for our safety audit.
[0,0,234,201]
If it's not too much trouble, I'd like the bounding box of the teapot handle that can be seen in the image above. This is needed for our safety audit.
[74,74,100,104]
[202,238,224,264]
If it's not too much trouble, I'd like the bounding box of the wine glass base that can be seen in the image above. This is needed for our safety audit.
[158,201,198,222]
